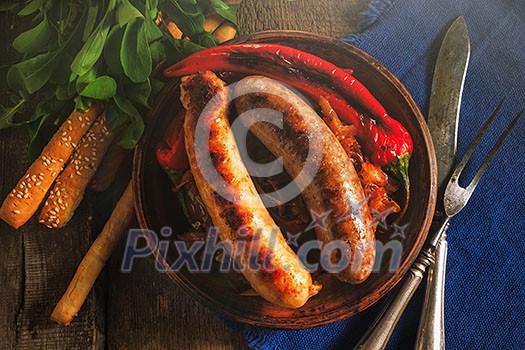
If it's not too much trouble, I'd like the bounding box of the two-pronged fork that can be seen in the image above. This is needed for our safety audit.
[354,100,524,350]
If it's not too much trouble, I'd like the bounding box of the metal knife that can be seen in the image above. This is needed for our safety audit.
[353,17,470,350]
[416,16,470,350]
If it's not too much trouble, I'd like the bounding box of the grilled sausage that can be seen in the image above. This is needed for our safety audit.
[181,71,321,308]
[234,76,376,284]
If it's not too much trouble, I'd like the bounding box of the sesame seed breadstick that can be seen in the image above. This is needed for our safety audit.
[0,103,103,229]
[51,181,134,325]
[39,114,114,228]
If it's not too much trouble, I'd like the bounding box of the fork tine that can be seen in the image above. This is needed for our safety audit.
[451,98,505,179]
[467,108,524,192]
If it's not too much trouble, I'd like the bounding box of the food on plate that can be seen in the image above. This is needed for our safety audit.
[0,103,103,229]
[51,181,134,325]
[181,71,321,308]
[165,43,413,215]
[234,75,376,283]
[156,43,412,305]
[39,114,114,229]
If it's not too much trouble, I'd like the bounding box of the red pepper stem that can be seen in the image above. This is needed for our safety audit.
[385,152,411,222]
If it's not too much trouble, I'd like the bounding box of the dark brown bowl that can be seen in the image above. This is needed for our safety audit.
[133,31,437,329]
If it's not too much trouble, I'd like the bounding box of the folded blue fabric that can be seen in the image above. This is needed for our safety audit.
[236,0,525,348]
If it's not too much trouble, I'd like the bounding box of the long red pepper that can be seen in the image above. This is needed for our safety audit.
[164,45,413,166]
[163,44,413,217]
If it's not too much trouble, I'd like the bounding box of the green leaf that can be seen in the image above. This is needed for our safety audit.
[149,78,164,105]
[205,0,238,24]
[55,81,76,101]
[213,4,238,25]
[83,4,99,41]
[74,95,93,112]
[75,64,99,94]
[126,78,151,108]
[13,16,50,54]
[0,99,26,129]
[149,40,165,65]
[117,0,143,27]
[50,53,74,85]
[103,25,125,74]
[18,0,45,16]
[163,33,205,64]
[121,18,152,83]
[7,51,59,94]
[112,94,144,149]
[70,0,116,77]
[80,76,117,100]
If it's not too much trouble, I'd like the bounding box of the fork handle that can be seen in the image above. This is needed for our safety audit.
[415,233,448,350]
[353,248,435,350]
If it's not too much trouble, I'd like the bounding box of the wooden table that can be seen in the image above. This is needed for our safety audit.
[0,1,368,348]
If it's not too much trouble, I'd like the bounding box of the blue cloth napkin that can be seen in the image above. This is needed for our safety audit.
[236,0,525,348]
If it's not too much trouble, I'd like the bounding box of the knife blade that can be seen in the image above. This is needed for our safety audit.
[416,16,470,350]
[427,16,470,192]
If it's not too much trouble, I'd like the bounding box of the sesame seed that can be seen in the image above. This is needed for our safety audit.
[19,183,24,189]
[38,175,44,181]
[52,172,57,177]
[76,171,82,176]
[52,223,58,228]
[51,159,57,164]
[35,182,41,186]
[48,215,56,220]
[65,143,70,148]
[13,210,20,215]
[23,193,29,199]
[68,136,72,141]
[68,126,72,131]
[81,123,86,128]
[67,120,71,124]
[45,200,49,206]
[50,210,57,215]
[23,188,28,194]
[56,190,61,196]
[71,142,76,148]
[84,157,90,162]
[79,116,83,122]
[58,158,64,163]
[39,219,44,224]
[65,203,69,207]
[62,131,67,136]
[62,137,68,142]
[16,194,22,199]
[25,174,30,179]
[42,156,47,160]
[54,206,60,212]
[58,198,63,204]
[48,167,53,171]
[27,183,31,188]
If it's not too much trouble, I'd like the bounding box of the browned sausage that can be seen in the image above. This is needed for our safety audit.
[234,75,376,284]
[181,71,321,308]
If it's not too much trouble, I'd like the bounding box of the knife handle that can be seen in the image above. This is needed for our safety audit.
[353,248,434,350]
[415,233,448,350]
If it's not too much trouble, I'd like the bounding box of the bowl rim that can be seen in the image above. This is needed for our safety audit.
[133,29,438,329]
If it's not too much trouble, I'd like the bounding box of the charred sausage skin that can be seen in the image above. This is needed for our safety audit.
[181,71,320,308]
[234,76,376,284]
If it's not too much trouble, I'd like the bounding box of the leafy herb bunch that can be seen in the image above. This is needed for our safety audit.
[0,0,238,160]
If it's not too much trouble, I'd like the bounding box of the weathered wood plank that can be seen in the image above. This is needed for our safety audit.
[237,0,368,38]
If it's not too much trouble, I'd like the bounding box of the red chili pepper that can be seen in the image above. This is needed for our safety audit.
[164,44,413,217]
[156,110,189,170]
[164,44,413,166]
